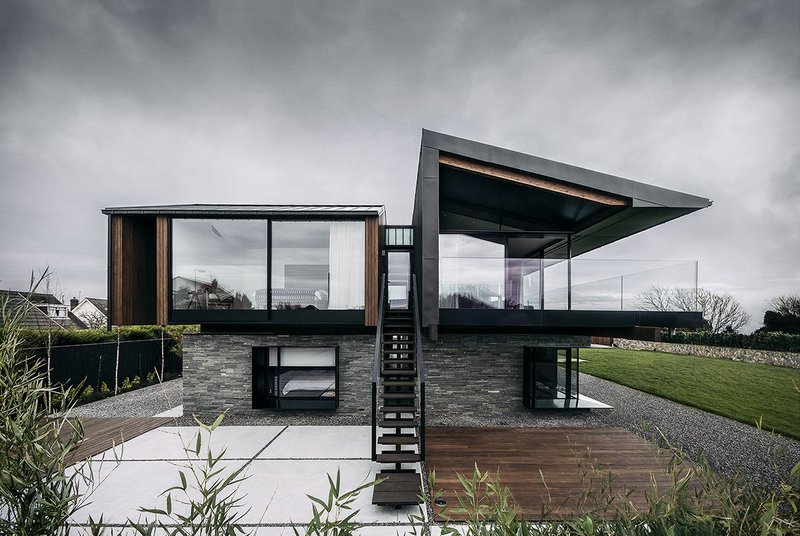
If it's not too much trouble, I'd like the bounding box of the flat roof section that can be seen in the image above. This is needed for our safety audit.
[102,204,385,218]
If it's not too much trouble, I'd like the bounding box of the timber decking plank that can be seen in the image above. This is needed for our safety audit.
[66,417,172,464]
[425,427,678,521]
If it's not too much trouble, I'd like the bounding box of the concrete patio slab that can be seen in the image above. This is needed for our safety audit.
[238,459,420,524]
[257,425,372,459]
[67,425,426,533]
[96,425,286,460]
[70,459,248,524]
[154,404,184,417]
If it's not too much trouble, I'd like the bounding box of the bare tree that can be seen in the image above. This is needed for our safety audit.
[636,286,750,333]
[80,309,107,329]
[697,290,750,333]
[767,294,800,318]
[636,286,675,311]
[761,294,800,334]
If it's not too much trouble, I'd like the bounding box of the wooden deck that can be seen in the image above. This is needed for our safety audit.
[425,427,677,520]
[65,417,172,464]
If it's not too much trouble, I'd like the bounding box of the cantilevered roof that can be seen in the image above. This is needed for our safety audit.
[420,129,712,257]
[102,204,385,217]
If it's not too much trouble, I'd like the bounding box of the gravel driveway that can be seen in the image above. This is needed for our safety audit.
[69,378,182,418]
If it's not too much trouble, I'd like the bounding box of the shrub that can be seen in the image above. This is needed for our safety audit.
[82,385,94,399]
[0,280,101,535]
[131,375,141,388]
[146,370,156,385]
[120,376,132,391]
[663,330,800,353]
[99,381,110,395]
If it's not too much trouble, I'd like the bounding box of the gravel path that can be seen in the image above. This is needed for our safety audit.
[69,378,183,418]
[74,374,799,487]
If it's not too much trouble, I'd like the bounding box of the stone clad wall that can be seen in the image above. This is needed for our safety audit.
[183,333,374,418]
[183,332,591,422]
[614,338,800,369]
[422,334,590,424]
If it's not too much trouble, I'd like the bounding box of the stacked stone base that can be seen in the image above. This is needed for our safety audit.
[183,332,590,422]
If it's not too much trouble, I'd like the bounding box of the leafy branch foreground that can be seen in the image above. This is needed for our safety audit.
[0,273,100,536]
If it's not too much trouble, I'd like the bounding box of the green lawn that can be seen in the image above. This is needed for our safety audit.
[580,348,800,440]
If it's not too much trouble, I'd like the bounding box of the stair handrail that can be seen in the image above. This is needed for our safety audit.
[371,274,386,461]
[411,274,425,461]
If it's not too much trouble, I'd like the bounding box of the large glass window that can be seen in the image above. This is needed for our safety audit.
[252,347,337,410]
[271,221,364,310]
[172,219,267,310]
[172,218,366,314]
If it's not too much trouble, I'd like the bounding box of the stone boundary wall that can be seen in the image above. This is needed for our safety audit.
[614,338,800,369]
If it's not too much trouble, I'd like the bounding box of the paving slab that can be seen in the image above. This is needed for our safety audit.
[95,425,286,460]
[258,425,372,459]
[237,459,419,524]
[69,459,248,524]
[154,405,184,417]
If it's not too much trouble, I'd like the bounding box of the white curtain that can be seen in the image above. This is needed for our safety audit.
[328,221,365,309]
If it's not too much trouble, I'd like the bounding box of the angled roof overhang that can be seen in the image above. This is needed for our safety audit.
[421,129,712,257]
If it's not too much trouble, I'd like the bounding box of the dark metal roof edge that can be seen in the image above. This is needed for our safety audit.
[102,204,386,217]
[421,129,712,209]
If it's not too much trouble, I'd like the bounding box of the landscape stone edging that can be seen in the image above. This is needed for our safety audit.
[613,338,800,369]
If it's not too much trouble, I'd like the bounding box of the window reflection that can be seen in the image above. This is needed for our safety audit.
[439,234,506,309]
[271,221,364,310]
[172,218,365,312]
[172,219,267,310]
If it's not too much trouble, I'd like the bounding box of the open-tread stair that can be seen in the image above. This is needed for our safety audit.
[371,287,424,508]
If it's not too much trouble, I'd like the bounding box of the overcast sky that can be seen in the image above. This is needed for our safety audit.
[1,0,797,332]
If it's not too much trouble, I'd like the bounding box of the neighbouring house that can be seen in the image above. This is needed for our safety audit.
[70,297,109,329]
[103,130,712,505]
[0,290,84,329]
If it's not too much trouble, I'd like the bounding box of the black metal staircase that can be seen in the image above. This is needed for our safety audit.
[371,275,425,507]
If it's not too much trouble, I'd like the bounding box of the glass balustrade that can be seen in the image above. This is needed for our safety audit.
[439,257,698,311]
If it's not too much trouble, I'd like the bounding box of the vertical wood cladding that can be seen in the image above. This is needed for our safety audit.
[365,216,379,326]
[155,216,169,326]
[110,215,157,325]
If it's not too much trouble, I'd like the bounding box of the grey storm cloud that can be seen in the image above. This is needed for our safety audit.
[1,0,798,331]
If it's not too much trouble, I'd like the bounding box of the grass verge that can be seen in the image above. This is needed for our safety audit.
[580,347,800,440]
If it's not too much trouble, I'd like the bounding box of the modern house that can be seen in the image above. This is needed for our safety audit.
[103,129,711,505]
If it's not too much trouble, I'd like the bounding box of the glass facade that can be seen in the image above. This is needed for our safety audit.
[171,218,365,313]
[172,219,266,310]
[439,233,699,311]
[439,234,506,309]
[271,221,365,310]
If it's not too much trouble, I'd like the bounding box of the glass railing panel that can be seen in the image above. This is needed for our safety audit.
[542,259,568,310]
[571,259,698,311]
[439,257,698,311]
[439,257,506,309]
